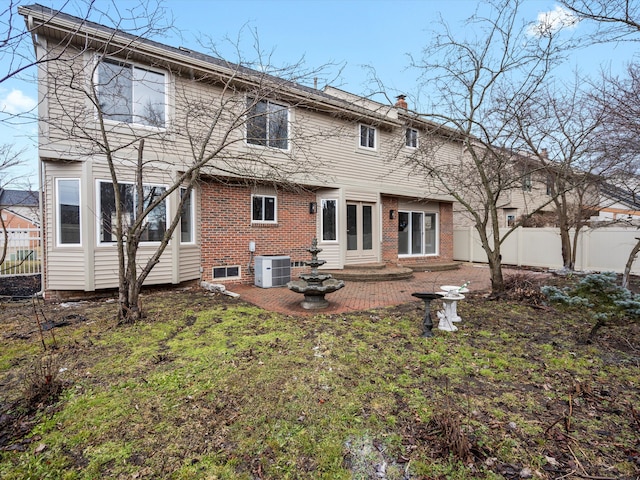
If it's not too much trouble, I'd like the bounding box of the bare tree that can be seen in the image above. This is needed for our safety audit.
[25,4,342,322]
[560,0,640,37]
[402,0,570,295]
[562,1,640,285]
[514,75,609,270]
[593,64,640,287]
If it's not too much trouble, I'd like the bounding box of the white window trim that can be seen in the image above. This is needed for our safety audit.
[245,97,291,151]
[397,210,439,257]
[424,211,439,257]
[94,55,169,131]
[251,194,278,224]
[56,178,81,247]
[96,179,170,246]
[179,187,195,245]
[358,124,377,151]
[320,198,338,243]
[405,128,419,149]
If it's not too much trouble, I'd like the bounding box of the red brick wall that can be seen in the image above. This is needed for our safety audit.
[381,196,399,265]
[200,181,317,285]
[438,202,454,261]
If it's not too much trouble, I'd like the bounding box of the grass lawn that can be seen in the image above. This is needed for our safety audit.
[0,280,638,479]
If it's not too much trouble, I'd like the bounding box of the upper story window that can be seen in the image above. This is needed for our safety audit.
[96,58,166,128]
[522,172,532,192]
[546,175,554,196]
[246,99,289,149]
[57,178,81,246]
[252,194,276,223]
[406,128,418,148]
[359,125,376,149]
[98,181,167,244]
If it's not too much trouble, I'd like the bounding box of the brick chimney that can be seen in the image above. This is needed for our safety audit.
[395,94,408,109]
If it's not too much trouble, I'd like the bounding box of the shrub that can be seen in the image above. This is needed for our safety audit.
[503,272,547,304]
[542,272,640,339]
[22,355,64,411]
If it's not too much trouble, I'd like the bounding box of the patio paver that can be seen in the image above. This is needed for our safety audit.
[229,263,501,315]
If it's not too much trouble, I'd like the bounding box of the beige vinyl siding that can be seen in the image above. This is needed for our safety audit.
[286,109,457,200]
[43,156,200,292]
[43,43,455,202]
[46,250,86,289]
[93,246,174,289]
[44,162,86,291]
[398,199,440,212]
[178,245,201,282]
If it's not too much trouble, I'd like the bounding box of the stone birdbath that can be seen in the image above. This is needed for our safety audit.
[439,285,469,323]
[287,238,345,309]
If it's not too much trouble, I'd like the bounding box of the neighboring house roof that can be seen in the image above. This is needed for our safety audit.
[600,183,640,210]
[0,189,39,208]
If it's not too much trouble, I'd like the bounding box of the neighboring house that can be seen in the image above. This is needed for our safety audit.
[592,182,640,222]
[0,189,41,269]
[0,189,40,229]
[20,5,461,299]
[452,154,557,229]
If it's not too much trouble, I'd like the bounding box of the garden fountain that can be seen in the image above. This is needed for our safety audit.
[287,238,345,309]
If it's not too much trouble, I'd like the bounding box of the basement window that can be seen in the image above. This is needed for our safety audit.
[213,265,241,280]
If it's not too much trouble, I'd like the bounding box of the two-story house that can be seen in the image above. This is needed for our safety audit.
[20,4,461,299]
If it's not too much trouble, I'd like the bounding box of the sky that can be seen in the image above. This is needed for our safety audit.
[1,0,637,187]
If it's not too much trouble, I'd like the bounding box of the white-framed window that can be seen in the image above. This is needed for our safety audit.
[251,194,277,223]
[56,178,81,246]
[246,98,289,149]
[321,199,337,242]
[359,124,376,149]
[522,172,532,192]
[406,128,418,148]
[96,58,166,128]
[97,180,167,244]
[180,187,194,244]
[398,211,438,256]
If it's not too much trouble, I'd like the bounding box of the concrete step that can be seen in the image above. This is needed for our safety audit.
[400,262,462,272]
[322,266,413,282]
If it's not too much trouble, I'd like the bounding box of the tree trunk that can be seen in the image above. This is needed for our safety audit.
[0,214,8,268]
[117,246,143,324]
[559,226,573,270]
[487,251,505,297]
[116,139,146,324]
[622,237,640,289]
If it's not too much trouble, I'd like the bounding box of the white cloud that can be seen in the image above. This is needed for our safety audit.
[1,89,37,114]
[528,5,579,37]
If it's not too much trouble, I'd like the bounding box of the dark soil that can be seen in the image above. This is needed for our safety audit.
[0,275,40,299]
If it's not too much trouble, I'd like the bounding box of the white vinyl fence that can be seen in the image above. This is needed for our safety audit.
[0,227,42,276]
[454,226,640,275]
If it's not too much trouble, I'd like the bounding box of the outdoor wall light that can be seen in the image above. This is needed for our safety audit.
[309,202,317,214]
[389,209,396,220]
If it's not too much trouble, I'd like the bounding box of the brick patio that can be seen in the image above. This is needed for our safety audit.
[230,263,501,315]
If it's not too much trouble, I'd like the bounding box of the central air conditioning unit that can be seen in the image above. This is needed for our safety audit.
[254,255,291,288]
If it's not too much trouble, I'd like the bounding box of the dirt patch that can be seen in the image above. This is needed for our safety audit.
[0,275,40,299]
